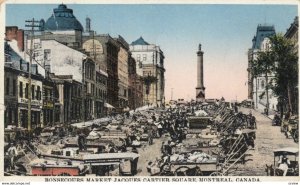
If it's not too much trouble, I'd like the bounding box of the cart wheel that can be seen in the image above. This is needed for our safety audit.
[210,172,223,176]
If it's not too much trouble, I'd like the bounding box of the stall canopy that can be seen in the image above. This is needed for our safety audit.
[194,110,208,116]
[273,147,299,156]
[83,152,140,163]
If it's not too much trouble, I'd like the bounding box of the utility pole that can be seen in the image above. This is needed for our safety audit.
[92,30,98,119]
[25,18,40,131]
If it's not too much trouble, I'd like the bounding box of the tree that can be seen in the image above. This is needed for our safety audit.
[269,34,298,115]
[253,34,298,115]
[253,48,275,115]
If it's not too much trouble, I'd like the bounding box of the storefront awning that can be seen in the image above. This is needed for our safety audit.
[90,162,119,166]
[104,103,115,109]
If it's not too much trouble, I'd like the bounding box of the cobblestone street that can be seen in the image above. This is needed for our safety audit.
[231,107,298,176]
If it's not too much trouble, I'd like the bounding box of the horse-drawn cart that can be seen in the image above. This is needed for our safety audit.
[188,116,213,129]
[170,161,219,176]
[266,147,299,176]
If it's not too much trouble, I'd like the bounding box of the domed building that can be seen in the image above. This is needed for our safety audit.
[43,4,83,32]
[38,4,84,48]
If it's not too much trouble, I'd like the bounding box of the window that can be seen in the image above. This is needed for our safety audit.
[137,54,141,61]
[25,83,29,98]
[50,89,53,100]
[37,86,40,100]
[143,54,147,61]
[44,49,51,61]
[261,80,265,89]
[34,42,40,49]
[6,78,9,95]
[32,85,35,99]
[19,82,23,98]
[45,88,48,100]
[91,84,95,95]
[66,151,71,156]
[124,89,127,97]
[13,79,16,96]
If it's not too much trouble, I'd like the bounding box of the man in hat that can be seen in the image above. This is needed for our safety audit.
[278,154,290,176]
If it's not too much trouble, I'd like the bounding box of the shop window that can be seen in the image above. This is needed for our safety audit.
[32,85,35,100]
[44,49,51,61]
[66,151,71,156]
[137,54,141,61]
[13,79,16,96]
[6,78,9,95]
[37,86,41,100]
[19,82,23,98]
[25,83,28,98]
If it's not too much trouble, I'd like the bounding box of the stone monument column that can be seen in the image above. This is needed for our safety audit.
[196,44,205,102]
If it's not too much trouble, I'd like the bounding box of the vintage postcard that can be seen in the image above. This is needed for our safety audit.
[0,0,299,184]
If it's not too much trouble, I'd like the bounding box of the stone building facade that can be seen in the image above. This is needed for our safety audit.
[130,37,165,107]
[248,24,276,113]
[115,36,129,110]
[87,34,119,109]
[284,16,299,114]
[4,41,44,129]
[128,57,144,109]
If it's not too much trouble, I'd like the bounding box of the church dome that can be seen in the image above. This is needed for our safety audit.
[44,4,83,32]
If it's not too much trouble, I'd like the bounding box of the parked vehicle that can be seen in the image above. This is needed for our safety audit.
[281,116,299,143]
[265,147,298,176]
[272,114,281,126]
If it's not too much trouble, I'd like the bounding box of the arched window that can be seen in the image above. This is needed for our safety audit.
[261,80,265,89]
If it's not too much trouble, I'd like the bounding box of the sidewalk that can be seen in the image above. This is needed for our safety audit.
[248,107,274,120]
[233,107,298,176]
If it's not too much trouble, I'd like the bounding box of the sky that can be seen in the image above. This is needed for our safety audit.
[5,3,298,102]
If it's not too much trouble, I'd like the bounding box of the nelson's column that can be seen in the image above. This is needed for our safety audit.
[196,44,205,102]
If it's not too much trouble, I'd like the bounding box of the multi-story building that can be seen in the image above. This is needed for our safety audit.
[128,56,143,109]
[36,4,106,120]
[38,4,84,48]
[82,29,108,117]
[42,77,56,126]
[130,37,165,107]
[248,24,276,113]
[82,58,96,120]
[87,34,119,109]
[115,35,129,110]
[252,37,278,113]
[284,16,299,114]
[4,68,18,128]
[39,39,93,123]
[49,74,82,124]
[4,41,44,129]
[5,26,24,51]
